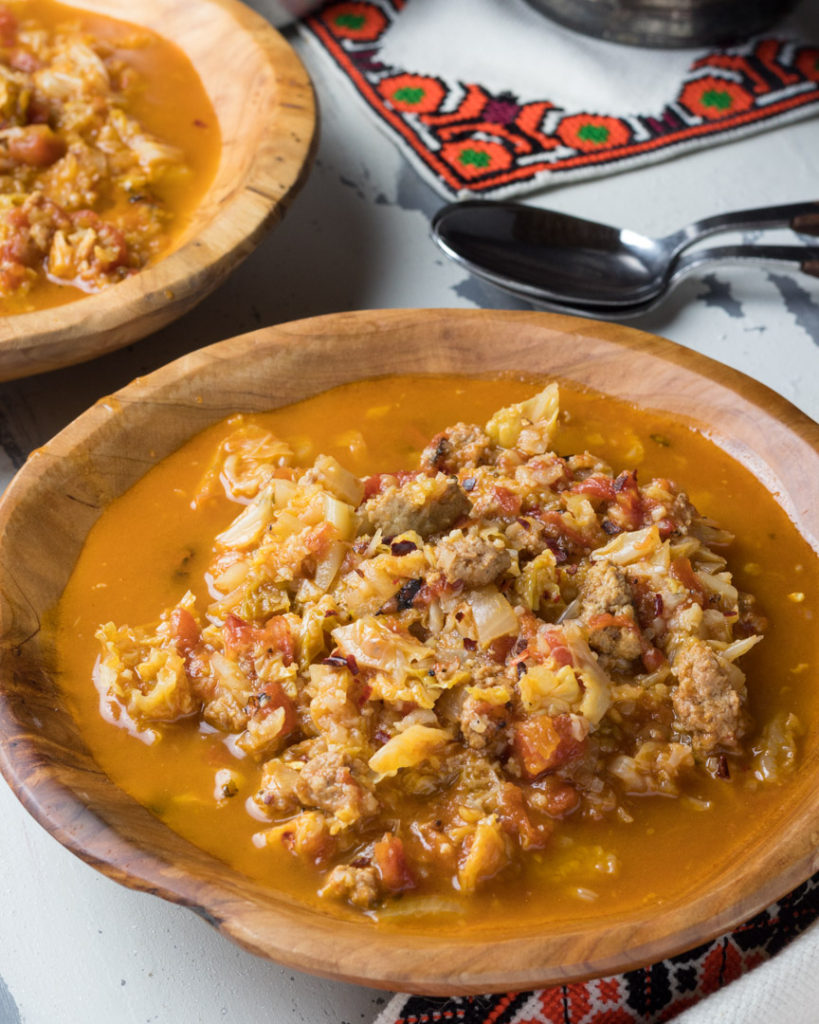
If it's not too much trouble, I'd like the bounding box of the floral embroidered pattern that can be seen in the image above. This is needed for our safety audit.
[373,875,819,1024]
[305,0,819,198]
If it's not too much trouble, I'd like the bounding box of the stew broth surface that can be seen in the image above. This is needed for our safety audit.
[55,375,818,931]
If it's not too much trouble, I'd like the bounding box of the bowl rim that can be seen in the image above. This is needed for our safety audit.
[0,0,317,381]
[1,308,818,994]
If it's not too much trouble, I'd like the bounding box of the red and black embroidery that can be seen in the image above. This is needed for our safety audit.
[373,874,819,1024]
[305,0,819,198]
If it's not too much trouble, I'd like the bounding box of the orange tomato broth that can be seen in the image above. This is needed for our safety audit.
[0,0,220,314]
[54,375,818,932]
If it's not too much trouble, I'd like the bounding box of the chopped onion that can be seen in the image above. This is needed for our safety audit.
[216,486,274,549]
[468,586,518,647]
[592,525,662,566]
[713,634,763,662]
[313,540,346,592]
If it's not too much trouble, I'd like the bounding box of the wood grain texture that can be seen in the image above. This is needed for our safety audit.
[1,309,818,994]
[0,0,316,382]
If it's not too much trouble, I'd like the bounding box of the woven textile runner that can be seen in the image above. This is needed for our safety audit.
[302,0,819,199]
[372,875,819,1024]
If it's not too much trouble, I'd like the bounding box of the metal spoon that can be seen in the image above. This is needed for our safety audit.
[467,242,819,320]
[431,199,819,311]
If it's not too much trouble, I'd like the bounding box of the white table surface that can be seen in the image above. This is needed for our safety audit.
[1,7,818,1023]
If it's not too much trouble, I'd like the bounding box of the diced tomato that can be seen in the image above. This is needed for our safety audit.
[538,626,574,668]
[516,610,540,642]
[487,634,516,664]
[530,775,580,818]
[305,521,337,558]
[169,606,200,656]
[256,680,296,736]
[641,645,666,673]
[670,557,707,605]
[222,613,254,656]
[1,223,40,268]
[362,474,384,499]
[630,577,665,630]
[8,49,38,72]
[512,713,587,780]
[530,508,589,550]
[495,782,552,850]
[224,613,295,666]
[6,125,65,167]
[25,96,50,124]
[362,471,417,499]
[258,615,295,666]
[0,6,18,47]
[570,474,617,502]
[656,517,676,539]
[492,485,522,518]
[611,471,644,530]
[69,210,129,273]
[373,833,415,893]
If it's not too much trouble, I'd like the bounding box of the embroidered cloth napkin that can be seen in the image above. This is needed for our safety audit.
[372,876,819,1024]
[300,0,819,198]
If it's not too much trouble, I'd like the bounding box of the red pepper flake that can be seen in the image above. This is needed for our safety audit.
[321,654,348,668]
[396,577,424,610]
[641,645,666,672]
[390,539,417,556]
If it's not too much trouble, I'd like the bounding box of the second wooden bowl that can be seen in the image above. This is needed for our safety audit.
[0,0,316,381]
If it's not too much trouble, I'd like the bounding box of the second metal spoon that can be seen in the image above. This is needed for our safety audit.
[431,199,819,310]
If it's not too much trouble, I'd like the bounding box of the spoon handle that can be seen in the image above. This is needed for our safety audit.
[671,201,819,253]
[673,243,819,282]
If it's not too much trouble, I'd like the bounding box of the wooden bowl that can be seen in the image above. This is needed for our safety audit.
[1,309,817,994]
[0,0,316,382]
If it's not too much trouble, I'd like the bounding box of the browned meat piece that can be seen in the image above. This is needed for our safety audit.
[320,863,381,908]
[671,640,746,754]
[579,560,643,661]
[277,811,334,866]
[512,713,588,780]
[420,422,493,474]
[584,617,643,661]
[365,473,470,539]
[436,532,512,588]
[201,689,249,734]
[295,750,379,825]
[459,693,510,752]
[581,561,633,616]
[668,491,697,531]
[505,516,554,557]
[735,591,769,638]
[565,452,612,480]
[256,761,302,814]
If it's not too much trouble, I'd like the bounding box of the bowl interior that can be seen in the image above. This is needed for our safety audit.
[1,309,818,993]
